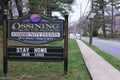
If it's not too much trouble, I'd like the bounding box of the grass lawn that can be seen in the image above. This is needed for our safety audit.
[0,28,91,80]
[83,40,120,71]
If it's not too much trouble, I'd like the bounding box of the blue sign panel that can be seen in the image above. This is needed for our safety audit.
[8,14,63,44]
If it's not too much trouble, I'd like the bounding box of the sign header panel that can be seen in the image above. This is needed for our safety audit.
[8,14,63,44]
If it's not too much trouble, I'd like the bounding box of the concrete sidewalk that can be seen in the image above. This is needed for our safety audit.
[76,39,120,80]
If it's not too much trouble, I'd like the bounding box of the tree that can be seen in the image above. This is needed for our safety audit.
[29,0,75,16]
[93,0,108,37]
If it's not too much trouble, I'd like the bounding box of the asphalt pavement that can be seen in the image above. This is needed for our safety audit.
[81,37,120,59]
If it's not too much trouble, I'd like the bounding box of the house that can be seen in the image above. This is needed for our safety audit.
[98,26,112,35]
[98,16,120,35]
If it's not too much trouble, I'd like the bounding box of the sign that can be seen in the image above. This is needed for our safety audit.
[8,46,64,61]
[3,13,68,75]
[8,14,63,44]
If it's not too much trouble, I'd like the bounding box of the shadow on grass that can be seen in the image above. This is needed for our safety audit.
[1,73,65,80]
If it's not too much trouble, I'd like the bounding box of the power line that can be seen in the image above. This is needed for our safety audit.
[81,0,91,25]
[82,0,91,18]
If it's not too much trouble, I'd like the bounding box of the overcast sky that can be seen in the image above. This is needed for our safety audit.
[69,0,91,23]
[70,0,110,23]
[52,0,91,26]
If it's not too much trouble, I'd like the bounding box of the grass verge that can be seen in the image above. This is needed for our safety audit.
[0,38,91,80]
[83,40,120,71]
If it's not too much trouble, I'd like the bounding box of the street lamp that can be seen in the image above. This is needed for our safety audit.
[89,12,95,46]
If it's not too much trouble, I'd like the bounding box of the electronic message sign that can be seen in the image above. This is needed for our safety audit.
[8,46,64,61]
[8,14,63,44]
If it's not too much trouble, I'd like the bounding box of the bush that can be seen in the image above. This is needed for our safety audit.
[82,32,89,37]
[93,30,98,37]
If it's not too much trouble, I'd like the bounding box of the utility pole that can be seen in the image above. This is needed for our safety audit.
[89,0,93,46]
[79,2,82,38]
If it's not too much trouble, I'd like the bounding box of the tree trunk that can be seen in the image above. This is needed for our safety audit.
[111,1,114,38]
[89,18,93,46]
[102,9,106,38]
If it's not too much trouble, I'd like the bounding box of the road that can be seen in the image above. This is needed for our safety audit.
[81,37,120,59]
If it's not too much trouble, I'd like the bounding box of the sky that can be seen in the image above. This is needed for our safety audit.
[69,0,91,23]
[70,0,110,23]
[52,0,91,26]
